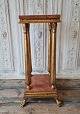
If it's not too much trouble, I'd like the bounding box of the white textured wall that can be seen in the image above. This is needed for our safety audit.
[0,0,80,79]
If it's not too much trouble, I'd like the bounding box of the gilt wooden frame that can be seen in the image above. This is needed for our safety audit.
[19,15,62,107]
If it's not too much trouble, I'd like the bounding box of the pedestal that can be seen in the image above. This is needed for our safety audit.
[19,15,62,107]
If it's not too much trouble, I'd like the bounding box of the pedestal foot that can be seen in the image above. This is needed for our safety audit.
[56,99,62,107]
[21,99,27,107]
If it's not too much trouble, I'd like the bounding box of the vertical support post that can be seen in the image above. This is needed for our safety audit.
[50,23,57,89]
[48,23,52,73]
[23,23,32,90]
[27,24,32,73]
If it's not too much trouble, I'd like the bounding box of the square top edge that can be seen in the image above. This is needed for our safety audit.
[19,15,60,20]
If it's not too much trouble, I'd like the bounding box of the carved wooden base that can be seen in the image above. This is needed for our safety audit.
[21,75,62,107]
[21,98,62,107]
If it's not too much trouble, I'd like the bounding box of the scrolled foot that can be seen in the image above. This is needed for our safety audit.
[56,99,62,107]
[21,99,27,107]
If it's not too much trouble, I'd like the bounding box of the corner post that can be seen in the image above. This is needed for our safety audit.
[23,23,32,90]
[48,23,52,73]
[50,23,57,89]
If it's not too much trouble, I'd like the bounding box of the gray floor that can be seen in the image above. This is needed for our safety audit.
[0,79,80,114]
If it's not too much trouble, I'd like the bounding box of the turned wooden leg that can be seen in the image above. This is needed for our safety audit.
[21,99,28,107]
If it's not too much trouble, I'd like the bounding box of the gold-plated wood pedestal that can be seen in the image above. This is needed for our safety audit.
[19,15,62,107]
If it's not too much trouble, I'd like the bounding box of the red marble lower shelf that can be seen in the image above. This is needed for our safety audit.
[25,74,57,94]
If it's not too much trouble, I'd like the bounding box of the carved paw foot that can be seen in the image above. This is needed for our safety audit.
[56,99,62,107]
[21,99,27,107]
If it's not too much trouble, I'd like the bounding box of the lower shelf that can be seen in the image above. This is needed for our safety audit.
[21,74,62,107]
[24,74,58,98]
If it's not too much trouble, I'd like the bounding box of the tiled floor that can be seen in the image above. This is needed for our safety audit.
[0,79,80,114]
